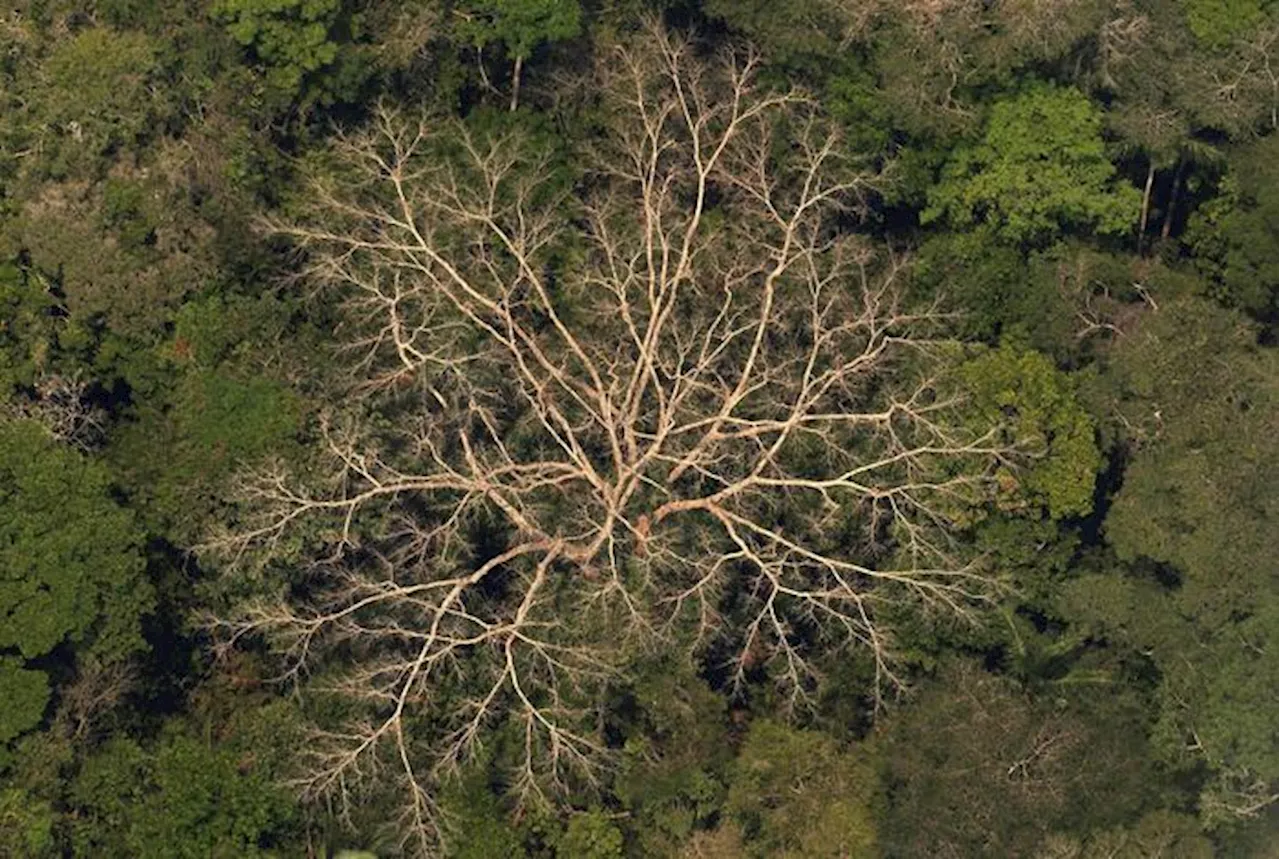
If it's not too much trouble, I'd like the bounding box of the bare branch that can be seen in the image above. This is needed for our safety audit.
[206,20,1021,854]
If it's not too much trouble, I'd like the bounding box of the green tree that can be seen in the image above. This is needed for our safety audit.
[0,421,151,745]
[707,0,1112,145]
[1037,810,1214,858]
[454,0,581,108]
[0,660,51,747]
[614,662,732,854]
[1069,296,1278,827]
[110,367,301,542]
[957,343,1103,521]
[557,811,624,859]
[1182,135,1279,320]
[0,786,56,857]
[437,768,528,859]
[0,263,85,393]
[1182,0,1269,51]
[923,84,1140,244]
[1098,0,1275,159]
[0,420,147,661]
[911,237,1153,361]
[214,0,369,106]
[68,729,298,858]
[456,0,580,60]
[725,720,880,858]
[41,27,168,171]
[878,660,1158,858]
[702,0,853,63]
[215,0,340,88]
[9,180,219,344]
[912,232,1046,343]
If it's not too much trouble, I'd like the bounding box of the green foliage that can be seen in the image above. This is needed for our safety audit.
[0,659,51,746]
[68,719,299,857]
[0,9,1273,857]
[455,0,582,60]
[142,735,295,855]
[1099,0,1276,146]
[912,231,1081,356]
[1071,297,1277,827]
[0,263,76,391]
[615,664,731,853]
[0,786,56,857]
[726,720,879,858]
[9,176,220,342]
[557,811,623,858]
[0,420,149,750]
[43,27,166,161]
[1038,810,1214,858]
[438,768,526,859]
[1182,135,1278,318]
[215,0,343,93]
[894,516,1083,669]
[924,84,1140,244]
[101,178,157,251]
[176,371,300,457]
[703,0,850,63]
[440,764,623,858]
[819,61,894,156]
[171,293,271,368]
[0,420,150,663]
[700,1,891,157]
[109,367,301,541]
[879,661,1158,858]
[913,237,1158,362]
[1095,298,1275,623]
[100,291,303,540]
[1182,0,1268,48]
[958,344,1102,519]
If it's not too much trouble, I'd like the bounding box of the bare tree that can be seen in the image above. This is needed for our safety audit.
[52,655,137,742]
[206,21,1018,855]
[3,370,106,451]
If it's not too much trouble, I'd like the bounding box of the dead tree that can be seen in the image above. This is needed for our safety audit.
[206,21,1017,855]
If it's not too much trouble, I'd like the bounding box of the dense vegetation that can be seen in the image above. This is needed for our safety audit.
[0,0,1275,856]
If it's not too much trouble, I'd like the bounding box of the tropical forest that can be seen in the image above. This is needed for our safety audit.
[0,0,1275,856]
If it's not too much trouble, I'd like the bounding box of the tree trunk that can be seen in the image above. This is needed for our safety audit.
[510,56,523,112]
[1138,162,1155,253]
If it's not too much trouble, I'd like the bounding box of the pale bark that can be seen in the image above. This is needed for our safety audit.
[205,21,1020,855]
[1137,162,1154,253]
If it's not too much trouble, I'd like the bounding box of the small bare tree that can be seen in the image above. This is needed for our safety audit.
[207,21,1017,855]
[3,371,106,451]
[52,655,137,742]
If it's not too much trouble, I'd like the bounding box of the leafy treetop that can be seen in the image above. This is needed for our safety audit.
[0,420,151,746]
[0,421,150,663]
[958,343,1102,521]
[455,0,581,61]
[923,84,1140,244]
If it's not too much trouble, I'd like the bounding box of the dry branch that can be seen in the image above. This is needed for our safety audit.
[205,21,1018,855]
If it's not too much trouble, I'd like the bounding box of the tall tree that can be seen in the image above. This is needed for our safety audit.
[454,0,581,109]
[922,83,1140,245]
[198,22,1096,853]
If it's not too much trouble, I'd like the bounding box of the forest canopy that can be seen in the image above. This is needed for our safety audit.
[0,0,1275,856]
